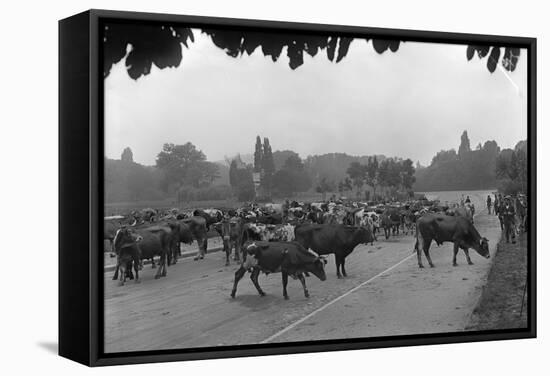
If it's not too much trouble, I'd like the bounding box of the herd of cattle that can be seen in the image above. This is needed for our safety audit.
[104,197,491,299]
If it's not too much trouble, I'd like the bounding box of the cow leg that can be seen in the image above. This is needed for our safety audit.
[298,273,309,298]
[422,239,434,268]
[150,257,156,268]
[118,261,126,286]
[335,255,343,279]
[250,268,266,296]
[463,248,474,265]
[230,266,247,298]
[415,238,424,268]
[224,237,230,266]
[154,254,166,279]
[133,256,140,283]
[282,271,289,300]
[112,262,120,280]
[341,257,348,277]
[452,243,460,266]
[234,242,241,262]
[161,254,168,277]
[196,238,207,260]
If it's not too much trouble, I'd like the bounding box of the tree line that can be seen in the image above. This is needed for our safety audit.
[414,131,527,195]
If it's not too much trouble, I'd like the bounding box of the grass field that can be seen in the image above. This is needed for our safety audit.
[104,191,329,215]
[467,232,528,330]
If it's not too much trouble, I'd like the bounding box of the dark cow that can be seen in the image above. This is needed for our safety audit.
[112,225,173,283]
[414,214,490,268]
[219,217,244,266]
[255,213,283,225]
[294,224,374,278]
[381,209,401,239]
[230,241,327,300]
[179,216,209,261]
[193,209,223,235]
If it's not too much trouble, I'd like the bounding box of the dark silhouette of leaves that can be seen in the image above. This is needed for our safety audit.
[466,45,520,73]
[487,46,501,73]
[502,47,520,72]
[372,39,401,54]
[103,23,194,79]
[336,37,353,62]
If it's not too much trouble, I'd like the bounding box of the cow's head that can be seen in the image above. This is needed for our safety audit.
[304,249,327,281]
[113,228,142,254]
[474,237,490,259]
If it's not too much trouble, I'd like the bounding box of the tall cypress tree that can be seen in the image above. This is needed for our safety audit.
[254,136,262,173]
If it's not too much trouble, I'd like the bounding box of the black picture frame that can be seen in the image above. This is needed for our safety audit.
[59,9,537,367]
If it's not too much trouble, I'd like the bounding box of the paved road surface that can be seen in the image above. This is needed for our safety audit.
[104,202,500,353]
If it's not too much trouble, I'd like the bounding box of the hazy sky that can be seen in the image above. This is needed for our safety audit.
[104,29,527,166]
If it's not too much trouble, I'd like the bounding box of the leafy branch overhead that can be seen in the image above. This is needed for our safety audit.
[103,23,400,79]
[103,23,521,80]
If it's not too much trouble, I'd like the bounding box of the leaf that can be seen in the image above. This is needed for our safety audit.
[287,41,304,69]
[466,45,475,60]
[487,46,501,73]
[389,40,400,52]
[326,36,338,61]
[502,47,520,72]
[336,37,353,63]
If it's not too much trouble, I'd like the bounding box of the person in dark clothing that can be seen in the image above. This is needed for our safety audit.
[501,196,516,243]
[465,195,471,204]
[486,195,492,214]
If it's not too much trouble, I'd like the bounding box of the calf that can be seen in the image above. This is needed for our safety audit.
[112,225,173,283]
[231,241,327,300]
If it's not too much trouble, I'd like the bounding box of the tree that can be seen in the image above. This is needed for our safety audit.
[346,161,367,197]
[261,137,275,194]
[458,130,471,158]
[272,154,312,197]
[316,177,335,201]
[121,147,133,162]
[365,156,379,199]
[155,142,210,190]
[254,136,262,173]
[400,158,416,190]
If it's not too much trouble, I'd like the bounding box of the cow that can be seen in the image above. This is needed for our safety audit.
[230,241,327,300]
[402,211,416,235]
[255,213,283,225]
[414,214,490,268]
[193,208,223,236]
[179,216,209,261]
[112,225,173,283]
[294,224,374,278]
[112,229,142,286]
[380,209,401,239]
[219,217,244,266]
[104,219,121,254]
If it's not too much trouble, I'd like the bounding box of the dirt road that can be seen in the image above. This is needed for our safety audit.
[104,203,500,353]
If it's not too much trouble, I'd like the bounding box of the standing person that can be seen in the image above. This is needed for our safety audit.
[465,195,471,204]
[501,196,516,243]
[460,195,465,206]
[486,195,492,214]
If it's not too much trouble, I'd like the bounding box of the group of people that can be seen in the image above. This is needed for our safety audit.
[486,193,528,244]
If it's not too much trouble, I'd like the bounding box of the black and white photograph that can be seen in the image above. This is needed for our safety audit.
[101,19,530,354]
